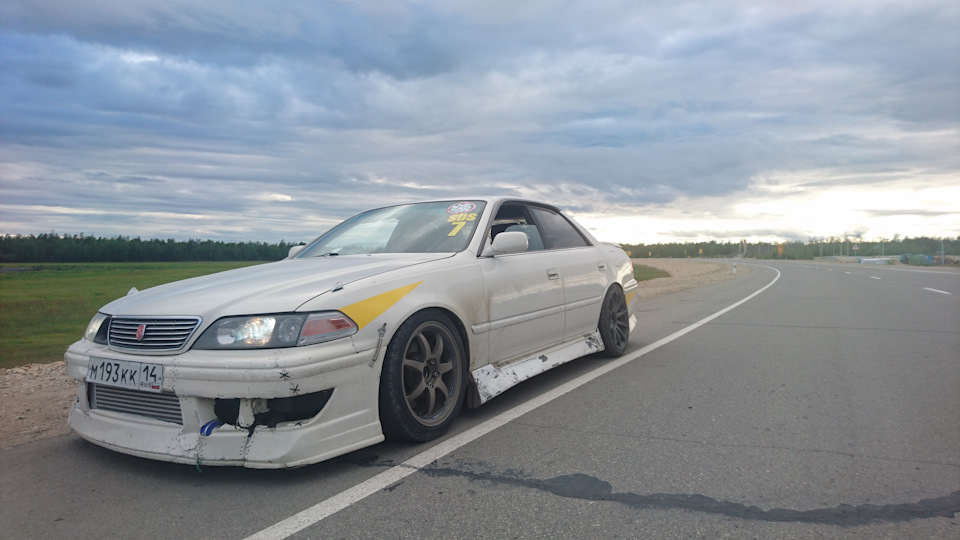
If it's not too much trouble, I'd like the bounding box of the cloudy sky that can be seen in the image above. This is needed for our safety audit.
[2,0,958,245]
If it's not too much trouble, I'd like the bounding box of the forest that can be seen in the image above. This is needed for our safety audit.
[0,233,299,263]
[622,235,959,262]
[0,232,957,263]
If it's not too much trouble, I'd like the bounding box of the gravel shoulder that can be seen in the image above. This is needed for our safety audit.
[0,258,748,449]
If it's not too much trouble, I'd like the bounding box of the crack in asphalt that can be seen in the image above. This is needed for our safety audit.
[421,466,959,527]
[339,454,959,526]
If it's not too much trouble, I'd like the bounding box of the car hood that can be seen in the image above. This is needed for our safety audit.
[100,253,453,318]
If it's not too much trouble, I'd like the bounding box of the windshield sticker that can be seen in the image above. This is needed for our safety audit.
[447,202,477,215]
[446,212,477,236]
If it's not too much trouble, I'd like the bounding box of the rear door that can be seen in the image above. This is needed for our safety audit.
[527,205,606,341]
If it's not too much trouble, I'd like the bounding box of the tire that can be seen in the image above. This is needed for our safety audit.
[378,310,467,442]
[598,286,629,357]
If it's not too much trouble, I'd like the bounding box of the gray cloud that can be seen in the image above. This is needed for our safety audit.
[663,229,813,244]
[1,1,957,242]
[864,209,953,218]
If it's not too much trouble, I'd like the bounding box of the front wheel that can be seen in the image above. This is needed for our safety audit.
[378,311,467,442]
[598,286,630,357]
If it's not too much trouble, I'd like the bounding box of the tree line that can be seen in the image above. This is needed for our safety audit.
[0,233,302,263]
[1,232,957,264]
[622,235,959,262]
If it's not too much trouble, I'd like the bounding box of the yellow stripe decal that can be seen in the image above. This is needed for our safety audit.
[340,282,423,330]
[626,290,637,308]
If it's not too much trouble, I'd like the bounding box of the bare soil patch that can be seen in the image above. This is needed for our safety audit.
[0,258,748,449]
[1,361,75,448]
[633,258,748,299]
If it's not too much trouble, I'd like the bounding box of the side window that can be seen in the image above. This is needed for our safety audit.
[530,206,590,249]
[490,204,545,252]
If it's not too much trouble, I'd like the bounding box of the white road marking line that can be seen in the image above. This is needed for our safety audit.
[924,287,952,295]
[244,266,783,540]
[870,276,882,280]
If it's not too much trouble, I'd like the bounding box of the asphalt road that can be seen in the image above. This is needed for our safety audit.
[2,261,958,539]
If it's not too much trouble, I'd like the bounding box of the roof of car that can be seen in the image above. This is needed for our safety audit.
[405,196,563,210]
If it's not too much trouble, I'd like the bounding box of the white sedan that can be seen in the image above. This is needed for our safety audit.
[65,197,639,468]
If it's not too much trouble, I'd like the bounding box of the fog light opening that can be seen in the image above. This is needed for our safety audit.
[214,390,333,430]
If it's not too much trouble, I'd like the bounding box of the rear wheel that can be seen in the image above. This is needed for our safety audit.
[378,311,466,442]
[598,286,629,357]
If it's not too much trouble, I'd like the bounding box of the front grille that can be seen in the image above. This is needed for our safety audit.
[109,317,200,352]
[88,383,183,425]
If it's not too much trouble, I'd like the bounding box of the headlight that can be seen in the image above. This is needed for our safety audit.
[193,312,358,350]
[84,313,110,344]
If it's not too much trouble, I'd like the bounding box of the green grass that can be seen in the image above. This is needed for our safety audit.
[633,264,670,282]
[0,262,265,369]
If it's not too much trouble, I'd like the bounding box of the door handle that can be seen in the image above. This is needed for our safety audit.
[597,262,606,271]
[547,269,560,280]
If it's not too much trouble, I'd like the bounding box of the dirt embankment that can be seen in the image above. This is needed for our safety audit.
[0,258,747,449]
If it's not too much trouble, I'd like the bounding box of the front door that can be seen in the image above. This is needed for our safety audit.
[477,250,565,363]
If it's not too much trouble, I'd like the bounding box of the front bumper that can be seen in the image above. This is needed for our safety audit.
[64,338,385,469]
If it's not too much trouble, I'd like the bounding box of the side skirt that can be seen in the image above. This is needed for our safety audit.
[470,330,604,405]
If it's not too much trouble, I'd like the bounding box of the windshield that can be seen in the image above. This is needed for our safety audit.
[298,201,486,256]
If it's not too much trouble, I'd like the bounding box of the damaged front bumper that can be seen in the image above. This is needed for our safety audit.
[64,338,385,469]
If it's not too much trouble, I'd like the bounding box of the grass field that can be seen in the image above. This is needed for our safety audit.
[0,261,671,370]
[633,263,670,282]
[0,262,264,369]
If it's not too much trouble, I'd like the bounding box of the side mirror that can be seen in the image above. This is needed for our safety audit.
[287,245,306,259]
[481,231,528,257]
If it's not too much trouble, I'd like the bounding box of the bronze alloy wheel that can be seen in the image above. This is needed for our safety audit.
[401,321,461,426]
[379,310,466,441]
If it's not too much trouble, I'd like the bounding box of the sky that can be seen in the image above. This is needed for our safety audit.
[1,0,958,246]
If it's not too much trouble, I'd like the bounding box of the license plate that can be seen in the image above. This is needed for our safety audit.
[86,358,163,393]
